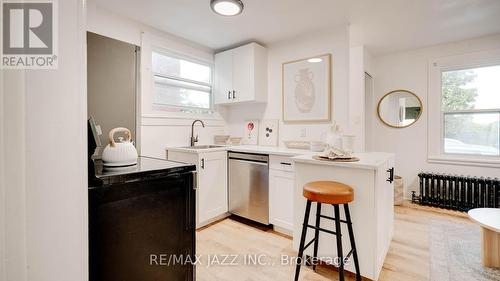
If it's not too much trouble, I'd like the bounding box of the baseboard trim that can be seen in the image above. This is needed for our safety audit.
[402,200,468,218]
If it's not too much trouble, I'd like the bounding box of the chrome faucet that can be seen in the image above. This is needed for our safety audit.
[190,119,205,147]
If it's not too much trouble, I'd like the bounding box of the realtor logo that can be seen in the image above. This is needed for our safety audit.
[1,0,58,69]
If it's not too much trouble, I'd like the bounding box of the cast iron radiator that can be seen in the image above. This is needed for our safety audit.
[412,173,500,212]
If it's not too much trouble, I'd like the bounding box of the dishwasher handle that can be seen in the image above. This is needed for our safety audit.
[228,152,269,163]
[229,158,268,166]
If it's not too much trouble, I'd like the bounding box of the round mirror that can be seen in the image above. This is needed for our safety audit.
[377,90,423,128]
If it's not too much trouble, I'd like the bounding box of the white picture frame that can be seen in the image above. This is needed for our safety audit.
[282,54,332,123]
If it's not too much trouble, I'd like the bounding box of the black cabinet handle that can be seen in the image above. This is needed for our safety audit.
[280,162,292,166]
[232,90,235,99]
[387,167,394,183]
[201,158,205,169]
[227,91,231,99]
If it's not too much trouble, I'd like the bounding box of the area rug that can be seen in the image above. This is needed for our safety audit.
[429,219,500,281]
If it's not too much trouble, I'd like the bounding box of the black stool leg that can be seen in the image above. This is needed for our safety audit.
[294,200,312,281]
[344,204,361,281]
[312,203,322,271]
[333,204,345,281]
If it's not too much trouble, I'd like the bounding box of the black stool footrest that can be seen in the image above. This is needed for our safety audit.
[302,238,316,252]
[329,249,355,267]
[305,224,338,236]
[345,248,354,262]
[319,214,350,224]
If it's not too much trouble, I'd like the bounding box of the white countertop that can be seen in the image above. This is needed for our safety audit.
[166,145,228,153]
[229,145,313,156]
[292,152,395,170]
[166,145,393,170]
[166,144,313,156]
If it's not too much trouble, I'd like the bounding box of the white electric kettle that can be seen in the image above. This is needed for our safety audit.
[101,127,138,168]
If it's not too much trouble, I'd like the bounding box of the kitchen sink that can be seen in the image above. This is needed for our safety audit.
[181,145,226,149]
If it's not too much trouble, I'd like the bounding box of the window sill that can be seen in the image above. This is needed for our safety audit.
[145,105,224,121]
[142,112,224,121]
[428,155,500,168]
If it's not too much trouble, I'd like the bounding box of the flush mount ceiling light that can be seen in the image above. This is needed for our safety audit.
[307,58,323,63]
[210,0,244,16]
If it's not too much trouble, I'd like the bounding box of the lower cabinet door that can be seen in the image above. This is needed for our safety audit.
[197,151,228,226]
[269,169,294,232]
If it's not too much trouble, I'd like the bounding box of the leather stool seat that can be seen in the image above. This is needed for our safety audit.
[303,181,354,204]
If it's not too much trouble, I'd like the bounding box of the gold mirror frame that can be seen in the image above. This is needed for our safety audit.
[377,89,423,129]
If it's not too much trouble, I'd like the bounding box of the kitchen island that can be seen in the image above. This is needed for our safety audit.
[292,153,395,281]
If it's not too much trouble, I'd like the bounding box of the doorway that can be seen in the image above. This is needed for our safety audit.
[364,72,374,151]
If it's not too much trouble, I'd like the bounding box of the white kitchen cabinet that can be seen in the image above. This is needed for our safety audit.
[166,150,228,228]
[214,42,267,104]
[231,45,254,102]
[269,155,295,235]
[214,50,233,104]
[269,170,294,234]
[197,151,228,225]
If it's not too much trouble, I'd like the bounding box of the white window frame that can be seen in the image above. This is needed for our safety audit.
[428,49,500,168]
[151,47,215,112]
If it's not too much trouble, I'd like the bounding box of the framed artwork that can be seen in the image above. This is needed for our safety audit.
[244,120,259,145]
[258,119,279,146]
[282,54,331,123]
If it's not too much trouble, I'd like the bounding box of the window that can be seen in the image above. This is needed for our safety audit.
[152,51,212,109]
[441,65,500,157]
[428,49,500,167]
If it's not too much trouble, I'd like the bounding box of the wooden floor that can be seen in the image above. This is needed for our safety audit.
[196,205,473,281]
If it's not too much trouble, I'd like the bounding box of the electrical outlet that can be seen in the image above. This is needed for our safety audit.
[300,128,307,138]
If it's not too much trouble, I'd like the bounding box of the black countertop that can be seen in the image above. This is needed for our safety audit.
[90,156,196,187]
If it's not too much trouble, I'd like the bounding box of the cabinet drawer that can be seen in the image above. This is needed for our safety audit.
[269,155,295,172]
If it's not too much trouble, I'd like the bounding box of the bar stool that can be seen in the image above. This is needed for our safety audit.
[294,181,361,281]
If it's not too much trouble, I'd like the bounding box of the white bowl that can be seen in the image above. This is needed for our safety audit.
[310,141,326,152]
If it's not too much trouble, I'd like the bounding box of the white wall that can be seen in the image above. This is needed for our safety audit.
[364,73,375,151]
[348,43,376,153]
[364,48,375,76]
[364,49,375,152]
[371,33,500,198]
[1,71,27,281]
[87,1,225,159]
[222,25,350,144]
[1,0,87,280]
[348,45,366,151]
[0,59,4,281]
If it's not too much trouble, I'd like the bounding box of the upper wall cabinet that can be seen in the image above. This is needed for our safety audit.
[214,43,267,105]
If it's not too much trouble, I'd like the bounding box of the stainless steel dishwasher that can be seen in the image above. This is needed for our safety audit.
[228,152,269,225]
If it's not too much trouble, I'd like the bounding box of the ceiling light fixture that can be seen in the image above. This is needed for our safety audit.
[307,58,323,63]
[210,0,244,16]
